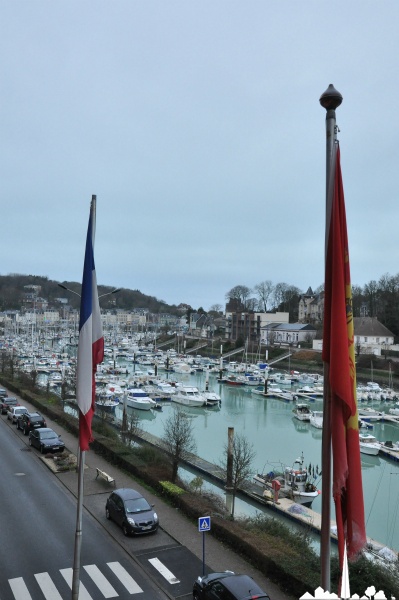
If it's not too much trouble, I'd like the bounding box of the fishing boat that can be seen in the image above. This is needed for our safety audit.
[254,453,320,507]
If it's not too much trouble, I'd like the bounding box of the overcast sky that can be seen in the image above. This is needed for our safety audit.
[1,2,398,311]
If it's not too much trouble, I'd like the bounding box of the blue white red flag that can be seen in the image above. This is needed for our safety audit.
[76,202,104,451]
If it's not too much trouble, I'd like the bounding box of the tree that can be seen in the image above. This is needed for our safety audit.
[162,408,197,483]
[221,432,255,518]
[208,303,223,315]
[253,280,274,312]
[363,279,378,318]
[225,285,252,309]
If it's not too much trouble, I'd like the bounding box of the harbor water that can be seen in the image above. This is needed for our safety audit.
[108,368,399,554]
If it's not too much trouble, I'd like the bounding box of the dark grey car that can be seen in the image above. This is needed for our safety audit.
[106,488,159,536]
[193,572,270,600]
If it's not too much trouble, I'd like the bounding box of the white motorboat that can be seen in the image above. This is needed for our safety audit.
[254,453,320,507]
[154,380,176,399]
[172,362,194,374]
[292,403,312,422]
[359,433,381,456]
[202,390,221,406]
[310,410,323,429]
[388,402,399,416]
[172,386,206,407]
[358,407,384,422]
[126,388,157,411]
[95,395,119,410]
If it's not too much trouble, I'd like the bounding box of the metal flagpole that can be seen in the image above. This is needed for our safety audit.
[72,449,85,599]
[71,196,97,599]
[319,84,343,591]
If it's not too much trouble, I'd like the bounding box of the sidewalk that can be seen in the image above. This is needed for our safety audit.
[10,391,296,600]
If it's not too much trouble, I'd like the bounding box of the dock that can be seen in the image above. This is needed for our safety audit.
[131,426,397,558]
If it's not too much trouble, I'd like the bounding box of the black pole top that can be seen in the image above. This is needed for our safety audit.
[319,84,343,110]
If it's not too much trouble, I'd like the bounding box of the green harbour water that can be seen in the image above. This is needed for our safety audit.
[117,369,399,553]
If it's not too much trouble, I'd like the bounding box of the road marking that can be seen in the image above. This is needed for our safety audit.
[84,564,118,598]
[107,562,143,594]
[8,577,32,599]
[148,558,180,584]
[60,568,93,600]
[34,572,63,600]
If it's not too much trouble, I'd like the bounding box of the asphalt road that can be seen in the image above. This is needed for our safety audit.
[0,392,297,600]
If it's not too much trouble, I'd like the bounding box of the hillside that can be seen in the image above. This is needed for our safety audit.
[0,273,181,314]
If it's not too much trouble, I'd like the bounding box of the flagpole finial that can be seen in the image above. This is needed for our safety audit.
[319,84,343,111]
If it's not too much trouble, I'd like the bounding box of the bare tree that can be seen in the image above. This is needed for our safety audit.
[225,285,252,309]
[162,408,197,483]
[221,432,256,518]
[253,280,274,312]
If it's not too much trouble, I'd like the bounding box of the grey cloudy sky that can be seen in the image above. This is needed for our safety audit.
[1,2,398,310]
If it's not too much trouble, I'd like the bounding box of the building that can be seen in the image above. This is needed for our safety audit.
[312,316,395,356]
[225,308,289,343]
[262,322,317,347]
[298,287,324,324]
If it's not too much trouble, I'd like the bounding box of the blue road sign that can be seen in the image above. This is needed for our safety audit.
[198,516,211,532]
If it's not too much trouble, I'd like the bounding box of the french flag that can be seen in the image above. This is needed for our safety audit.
[76,200,104,451]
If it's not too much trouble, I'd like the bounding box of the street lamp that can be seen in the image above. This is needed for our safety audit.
[57,283,121,300]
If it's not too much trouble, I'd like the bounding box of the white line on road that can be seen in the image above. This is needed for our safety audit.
[60,568,93,600]
[35,572,63,600]
[83,564,118,598]
[8,578,32,600]
[107,562,143,594]
[148,558,180,584]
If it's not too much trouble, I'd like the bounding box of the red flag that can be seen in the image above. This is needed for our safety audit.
[322,144,366,565]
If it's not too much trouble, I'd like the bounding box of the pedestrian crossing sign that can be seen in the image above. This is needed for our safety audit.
[198,516,211,532]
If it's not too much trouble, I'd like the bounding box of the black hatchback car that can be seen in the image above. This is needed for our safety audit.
[105,488,159,536]
[17,411,47,434]
[193,572,270,600]
[29,427,65,454]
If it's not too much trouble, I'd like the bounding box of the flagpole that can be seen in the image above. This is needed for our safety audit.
[72,195,98,600]
[319,84,343,591]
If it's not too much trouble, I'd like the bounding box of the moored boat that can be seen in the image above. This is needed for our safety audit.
[359,433,381,456]
[292,403,312,422]
[254,453,320,507]
[172,386,206,407]
[126,388,157,411]
[309,410,323,429]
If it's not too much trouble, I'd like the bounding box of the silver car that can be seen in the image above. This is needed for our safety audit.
[7,405,28,424]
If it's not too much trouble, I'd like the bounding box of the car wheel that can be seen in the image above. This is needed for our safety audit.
[193,593,200,600]
[40,445,45,454]
[24,427,28,436]
[106,507,111,520]
[29,438,32,446]
[122,523,129,537]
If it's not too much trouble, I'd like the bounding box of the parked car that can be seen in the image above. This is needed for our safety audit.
[105,488,159,536]
[0,397,19,414]
[193,572,270,600]
[28,427,65,454]
[17,411,47,434]
[0,387,8,398]
[7,405,28,424]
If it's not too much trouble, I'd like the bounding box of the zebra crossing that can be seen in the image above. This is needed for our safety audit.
[7,561,144,600]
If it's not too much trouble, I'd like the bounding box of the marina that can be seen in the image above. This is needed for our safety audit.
[4,338,399,556]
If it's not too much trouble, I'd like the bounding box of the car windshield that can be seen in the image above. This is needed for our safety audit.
[40,432,58,440]
[124,497,151,513]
